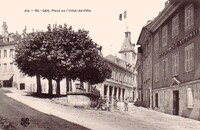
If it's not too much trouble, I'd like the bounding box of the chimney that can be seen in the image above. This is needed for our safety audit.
[2,22,8,43]
[165,1,169,7]
[146,20,152,25]
[125,31,131,41]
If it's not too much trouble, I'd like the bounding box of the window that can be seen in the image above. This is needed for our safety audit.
[185,4,194,31]
[111,71,114,79]
[115,72,118,81]
[124,74,127,83]
[10,49,14,57]
[155,93,159,107]
[162,58,168,80]
[172,14,179,38]
[124,53,127,60]
[185,43,194,72]
[154,33,159,52]
[154,63,159,82]
[172,52,179,76]
[10,63,13,72]
[4,50,7,58]
[162,25,168,47]
[119,73,122,82]
[3,63,7,72]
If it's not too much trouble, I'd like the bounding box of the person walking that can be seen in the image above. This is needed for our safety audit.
[124,98,129,111]
[113,97,118,110]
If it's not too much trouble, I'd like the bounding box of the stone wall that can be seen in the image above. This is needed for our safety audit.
[67,94,98,108]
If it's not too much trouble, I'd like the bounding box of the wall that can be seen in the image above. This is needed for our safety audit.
[153,80,200,120]
[152,2,200,90]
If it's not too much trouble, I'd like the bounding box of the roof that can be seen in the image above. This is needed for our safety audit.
[105,54,126,68]
[0,74,13,81]
[104,54,133,73]
[136,1,184,45]
[0,32,21,47]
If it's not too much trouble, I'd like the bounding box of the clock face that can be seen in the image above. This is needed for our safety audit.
[124,45,127,49]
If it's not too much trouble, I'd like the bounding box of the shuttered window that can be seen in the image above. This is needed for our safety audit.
[172,14,179,38]
[185,4,194,31]
[185,43,194,72]
[172,52,179,76]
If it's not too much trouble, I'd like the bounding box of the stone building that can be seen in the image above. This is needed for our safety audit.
[96,31,137,102]
[97,54,136,102]
[0,22,21,88]
[137,0,200,120]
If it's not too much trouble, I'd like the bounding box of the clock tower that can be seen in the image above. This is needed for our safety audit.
[119,31,136,66]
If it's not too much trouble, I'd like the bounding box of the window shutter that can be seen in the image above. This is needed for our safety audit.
[191,45,194,70]
[187,87,194,108]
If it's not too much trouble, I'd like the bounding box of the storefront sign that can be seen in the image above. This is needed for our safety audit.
[159,27,200,58]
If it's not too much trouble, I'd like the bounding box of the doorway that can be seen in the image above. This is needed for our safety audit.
[20,83,25,90]
[173,90,179,115]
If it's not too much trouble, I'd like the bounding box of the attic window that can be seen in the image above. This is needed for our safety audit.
[124,53,127,60]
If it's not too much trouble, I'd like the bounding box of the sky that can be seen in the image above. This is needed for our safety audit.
[0,0,167,57]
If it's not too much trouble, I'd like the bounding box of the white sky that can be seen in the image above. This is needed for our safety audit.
[0,0,167,57]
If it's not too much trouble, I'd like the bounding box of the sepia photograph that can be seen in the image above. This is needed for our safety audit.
[0,0,200,130]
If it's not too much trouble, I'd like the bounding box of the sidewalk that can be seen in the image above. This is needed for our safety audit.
[3,88,200,130]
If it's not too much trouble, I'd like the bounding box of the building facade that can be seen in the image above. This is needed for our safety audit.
[97,54,136,102]
[97,31,137,102]
[137,1,200,120]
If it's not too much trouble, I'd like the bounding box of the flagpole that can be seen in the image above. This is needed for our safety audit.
[125,11,128,31]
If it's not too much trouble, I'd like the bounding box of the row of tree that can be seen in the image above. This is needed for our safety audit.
[14,24,112,96]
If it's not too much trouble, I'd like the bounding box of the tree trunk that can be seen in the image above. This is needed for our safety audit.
[36,74,42,96]
[56,80,60,96]
[70,79,72,91]
[80,81,84,90]
[66,77,70,92]
[48,78,53,97]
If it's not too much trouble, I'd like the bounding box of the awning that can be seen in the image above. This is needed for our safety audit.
[0,74,13,81]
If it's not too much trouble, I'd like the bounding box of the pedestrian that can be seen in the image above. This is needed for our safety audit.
[113,97,118,110]
[124,98,129,111]
[96,96,103,110]
[106,100,111,111]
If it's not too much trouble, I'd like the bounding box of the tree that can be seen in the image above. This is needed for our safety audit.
[49,26,112,85]
[15,24,112,96]
[15,32,45,95]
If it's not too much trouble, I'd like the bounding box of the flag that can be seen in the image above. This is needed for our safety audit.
[124,11,127,19]
[119,14,122,21]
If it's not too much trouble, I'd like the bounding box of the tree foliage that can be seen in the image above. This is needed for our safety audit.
[15,24,112,95]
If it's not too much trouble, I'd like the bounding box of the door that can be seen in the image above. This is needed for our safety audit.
[173,90,179,115]
[20,83,25,90]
